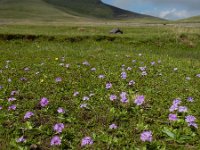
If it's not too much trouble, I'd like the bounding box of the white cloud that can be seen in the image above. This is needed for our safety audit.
[159,9,189,20]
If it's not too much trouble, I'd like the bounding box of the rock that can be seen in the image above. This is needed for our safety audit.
[109,28,123,34]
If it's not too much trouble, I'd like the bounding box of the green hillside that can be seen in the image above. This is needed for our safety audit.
[179,15,200,23]
[0,0,158,23]
[0,0,79,21]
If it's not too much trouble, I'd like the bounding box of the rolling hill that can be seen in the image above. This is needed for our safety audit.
[179,15,200,23]
[0,0,159,23]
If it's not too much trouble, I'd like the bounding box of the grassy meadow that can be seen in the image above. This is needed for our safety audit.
[0,24,200,149]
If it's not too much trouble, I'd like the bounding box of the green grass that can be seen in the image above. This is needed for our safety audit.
[178,16,200,23]
[0,25,200,149]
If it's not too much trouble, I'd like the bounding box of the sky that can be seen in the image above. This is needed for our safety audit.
[102,0,200,20]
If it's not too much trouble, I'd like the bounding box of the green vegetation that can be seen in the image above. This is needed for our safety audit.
[0,0,161,24]
[178,15,200,23]
[0,25,200,149]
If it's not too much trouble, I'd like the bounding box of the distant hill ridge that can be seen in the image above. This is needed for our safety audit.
[0,0,157,21]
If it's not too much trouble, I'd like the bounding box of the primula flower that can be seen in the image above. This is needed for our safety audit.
[185,115,196,123]
[57,107,65,114]
[120,92,128,103]
[11,90,18,96]
[24,111,34,119]
[121,72,127,79]
[134,95,145,106]
[82,61,90,66]
[55,77,62,83]
[8,97,16,102]
[40,97,49,107]
[140,131,152,142]
[187,97,194,102]
[188,122,198,128]
[178,106,188,112]
[109,123,117,129]
[83,96,89,101]
[196,74,200,78]
[91,68,96,71]
[16,136,26,143]
[128,80,135,86]
[81,136,93,147]
[8,105,16,111]
[141,71,147,76]
[73,91,79,96]
[110,94,117,101]
[106,83,112,89]
[53,123,65,133]
[50,136,61,146]
[98,74,105,79]
[80,103,87,108]
[127,67,132,71]
[168,114,178,121]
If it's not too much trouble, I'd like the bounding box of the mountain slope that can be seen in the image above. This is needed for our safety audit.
[44,0,152,19]
[179,15,200,23]
[0,0,158,22]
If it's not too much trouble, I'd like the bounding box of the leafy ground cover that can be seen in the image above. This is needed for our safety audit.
[0,26,200,149]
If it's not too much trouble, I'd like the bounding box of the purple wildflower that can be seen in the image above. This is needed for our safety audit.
[187,97,194,102]
[127,67,132,71]
[50,136,61,146]
[40,97,49,107]
[140,131,152,142]
[134,95,145,106]
[24,67,30,71]
[141,71,147,76]
[132,60,136,63]
[188,122,198,128]
[196,74,200,78]
[82,61,90,66]
[81,136,93,147]
[83,96,89,101]
[11,90,18,96]
[24,111,34,119]
[91,68,96,71]
[55,77,62,83]
[53,123,65,133]
[20,77,27,81]
[151,61,155,66]
[57,107,65,114]
[178,106,188,112]
[169,104,178,112]
[120,92,128,103]
[106,83,112,89]
[0,85,3,90]
[109,123,118,129]
[80,103,87,108]
[0,106,2,110]
[173,99,181,105]
[98,74,105,79]
[16,136,26,143]
[128,80,135,86]
[168,114,178,121]
[139,66,146,71]
[109,94,117,101]
[73,91,79,97]
[121,72,127,79]
[8,97,16,102]
[8,105,16,111]
[185,115,196,123]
